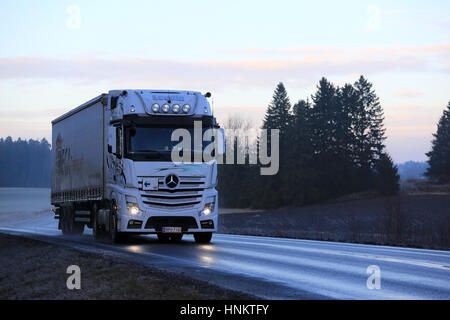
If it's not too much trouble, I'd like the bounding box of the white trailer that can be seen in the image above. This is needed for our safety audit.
[51,90,222,243]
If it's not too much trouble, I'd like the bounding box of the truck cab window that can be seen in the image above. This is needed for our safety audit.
[124,125,214,162]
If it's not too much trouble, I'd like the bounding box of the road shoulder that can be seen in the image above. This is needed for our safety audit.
[0,233,254,300]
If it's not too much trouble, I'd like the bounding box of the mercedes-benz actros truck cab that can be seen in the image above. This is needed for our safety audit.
[51,89,222,243]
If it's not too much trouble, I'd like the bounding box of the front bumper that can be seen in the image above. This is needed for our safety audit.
[116,189,218,234]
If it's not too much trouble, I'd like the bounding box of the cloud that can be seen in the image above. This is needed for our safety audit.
[395,90,425,98]
[386,125,436,137]
[0,44,448,90]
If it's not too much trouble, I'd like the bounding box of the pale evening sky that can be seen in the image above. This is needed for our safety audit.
[0,0,449,163]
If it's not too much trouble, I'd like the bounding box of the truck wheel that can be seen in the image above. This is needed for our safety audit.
[91,203,102,240]
[194,232,212,243]
[109,211,125,244]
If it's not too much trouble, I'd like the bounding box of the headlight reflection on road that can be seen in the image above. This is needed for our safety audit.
[126,245,145,254]
[200,255,215,265]
[200,244,216,251]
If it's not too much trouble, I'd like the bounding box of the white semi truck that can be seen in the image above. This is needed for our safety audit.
[51,90,222,243]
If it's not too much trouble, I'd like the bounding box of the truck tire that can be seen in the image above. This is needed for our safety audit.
[109,211,126,244]
[194,232,212,243]
[157,233,183,243]
[71,221,85,235]
[61,206,84,235]
[61,206,70,235]
[91,203,102,240]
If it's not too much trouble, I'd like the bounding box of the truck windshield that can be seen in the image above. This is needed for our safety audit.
[124,126,215,162]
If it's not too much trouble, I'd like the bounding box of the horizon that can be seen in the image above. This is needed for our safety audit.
[1,0,449,163]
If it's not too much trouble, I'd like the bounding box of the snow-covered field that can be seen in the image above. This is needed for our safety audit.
[0,188,50,215]
[0,188,51,226]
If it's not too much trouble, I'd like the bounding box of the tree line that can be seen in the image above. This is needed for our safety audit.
[0,137,51,187]
[1,81,448,208]
[218,76,400,209]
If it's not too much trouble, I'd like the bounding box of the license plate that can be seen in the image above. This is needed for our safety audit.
[162,227,182,233]
[142,178,159,191]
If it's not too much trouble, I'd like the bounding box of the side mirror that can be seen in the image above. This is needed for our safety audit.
[108,145,112,153]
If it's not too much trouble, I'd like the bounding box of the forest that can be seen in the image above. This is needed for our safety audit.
[217,76,449,209]
[0,137,51,188]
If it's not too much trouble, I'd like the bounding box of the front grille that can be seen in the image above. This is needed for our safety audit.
[138,176,206,209]
[144,216,198,231]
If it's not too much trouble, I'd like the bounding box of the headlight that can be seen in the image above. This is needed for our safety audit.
[182,104,191,113]
[127,203,140,215]
[162,104,170,113]
[201,196,215,216]
[172,104,180,113]
[126,196,141,215]
[151,103,160,112]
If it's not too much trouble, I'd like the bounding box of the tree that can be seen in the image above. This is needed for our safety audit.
[310,77,349,198]
[286,99,317,204]
[217,115,258,208]
[262,82,292,131]
[354,76,386,168]
[254,83,293,208]
[376,153,400,195]
[426,102,450,182]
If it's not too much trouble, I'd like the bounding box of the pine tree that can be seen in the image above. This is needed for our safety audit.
[262,82,292,131]
[354,76,386,168]
[286,99,316,204]
[339,84,359,164]
[376,153,400,195]
[255,83,292,208]
[337,84,361,192]
[310,77,338,157]
[426,102,450,182]
[310,77,346,198]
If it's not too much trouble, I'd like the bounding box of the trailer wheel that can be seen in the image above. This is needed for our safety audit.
[61,206,84,235]
[194,232,212,243]
[71,221,84,235]
[61,206,70,235]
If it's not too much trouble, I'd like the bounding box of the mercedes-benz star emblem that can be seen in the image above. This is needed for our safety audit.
[165,174,179,188]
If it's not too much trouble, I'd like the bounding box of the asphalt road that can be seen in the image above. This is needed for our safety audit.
[1,213,449,299]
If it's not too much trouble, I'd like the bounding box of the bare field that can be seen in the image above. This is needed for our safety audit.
[219,194,450,250]
[0,234,252,300]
